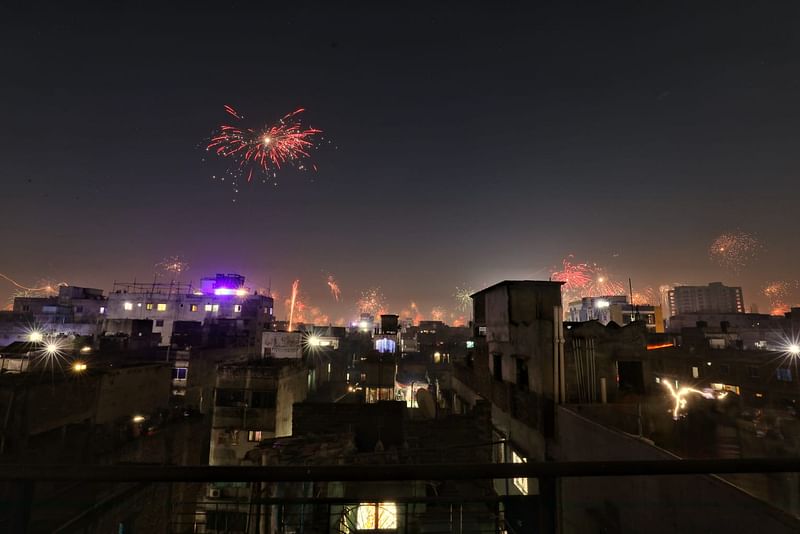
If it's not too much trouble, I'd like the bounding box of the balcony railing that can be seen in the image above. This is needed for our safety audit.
[1,459,800,533]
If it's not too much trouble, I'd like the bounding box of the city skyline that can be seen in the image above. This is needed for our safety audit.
[2,2,798,318]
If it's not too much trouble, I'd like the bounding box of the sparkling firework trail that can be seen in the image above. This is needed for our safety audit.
[709,231,762,272]
[288,280,300,332]
[661,380,725,420]
[207,105,322,184]
[326,275,341,302]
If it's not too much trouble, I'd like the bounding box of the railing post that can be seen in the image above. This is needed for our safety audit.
[538,475,557,534]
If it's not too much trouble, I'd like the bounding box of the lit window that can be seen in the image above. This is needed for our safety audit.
[512,451,528,495]
[123,302,133,311]
[190,304,198,312]
[247,430,263,442]
[204,304,213,312]
[99,307,105,314]
[234,304,242,313]
[212,304,219,312]
[356,502,397,530]
[146,303,154,311]
[171,367,188,380]
[692,366,699,379]
[157,303,167,311]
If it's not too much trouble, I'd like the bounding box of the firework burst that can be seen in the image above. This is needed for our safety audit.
[155,255,190,276]
[709,231,762,272]
[454,286,474,313]
[206,105,322,186]
[762,280,800,315]
[550,257,626,303]
[357,288,387,317]
[631,286,656,306]
[430,307,445,322]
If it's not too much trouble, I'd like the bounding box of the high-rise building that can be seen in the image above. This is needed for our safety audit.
[667,282,744,317]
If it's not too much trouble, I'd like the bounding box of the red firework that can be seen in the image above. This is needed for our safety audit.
[207,105,322,182]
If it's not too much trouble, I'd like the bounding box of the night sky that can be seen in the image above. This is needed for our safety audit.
[2,1,799,321]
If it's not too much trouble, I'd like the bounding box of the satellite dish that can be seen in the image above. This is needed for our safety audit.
[416,388,436,419]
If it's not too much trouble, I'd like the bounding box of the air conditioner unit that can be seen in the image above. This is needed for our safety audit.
[207,487,222,499]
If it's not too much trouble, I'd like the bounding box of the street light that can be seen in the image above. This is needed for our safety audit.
[789,343,800,356]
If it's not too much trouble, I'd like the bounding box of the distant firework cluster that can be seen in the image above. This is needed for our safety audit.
[762,280,800,315]
[357,287,387,316]
[155,255,190,276]
[708,231,762,272]
[206,105,322,196]
[550,257,627,304]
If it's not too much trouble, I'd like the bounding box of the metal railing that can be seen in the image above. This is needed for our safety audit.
[1,458,800,533]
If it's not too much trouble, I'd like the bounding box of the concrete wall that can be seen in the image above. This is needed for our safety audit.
[95,364,172,424]
[554,406,800,533]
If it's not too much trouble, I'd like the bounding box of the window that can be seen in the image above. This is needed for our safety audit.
[492,353,503,381]
[123,302,133,311]
[512,451,528,495]
[748,366,759,379]
[190,304,198,312]
[777,368,792,382]
[356,502,397,530]
[157,303,167,311]
[155,319,164,327]
[250,391,276,408]
[248,430,263,442]
[100,306,105,314]
[233,304,242,313]
[75,305,83,313]
[212,304,219,312]
[146,303,153,311]
[215,389,245,407]
[204,304,213,312]
[691,366,699,379]
[171,367,188,380]
[719,364,730,375]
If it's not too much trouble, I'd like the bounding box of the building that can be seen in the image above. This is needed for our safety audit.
[667,282,745,317]
[104,273,274,347]
[569,296,665,333]
[208,358,309,466]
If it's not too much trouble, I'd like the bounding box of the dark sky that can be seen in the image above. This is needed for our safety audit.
[2,1,799,321]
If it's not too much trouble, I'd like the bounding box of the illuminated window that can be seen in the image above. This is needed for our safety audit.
[691,366,699,379]
[204,304,213,312]
[234,304,242,313]
[157,303,167,311]
[171,367,188,380]
[512,451,528,495]
[248,430,263,442]
[212,304,219,312]
[123,302,133,311]
[190,304,198,312]
[356,502,397,530]
[146,303,153,311]
[99,307,105,314]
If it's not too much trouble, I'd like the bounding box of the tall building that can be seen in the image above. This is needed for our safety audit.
[667,282,744,317]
